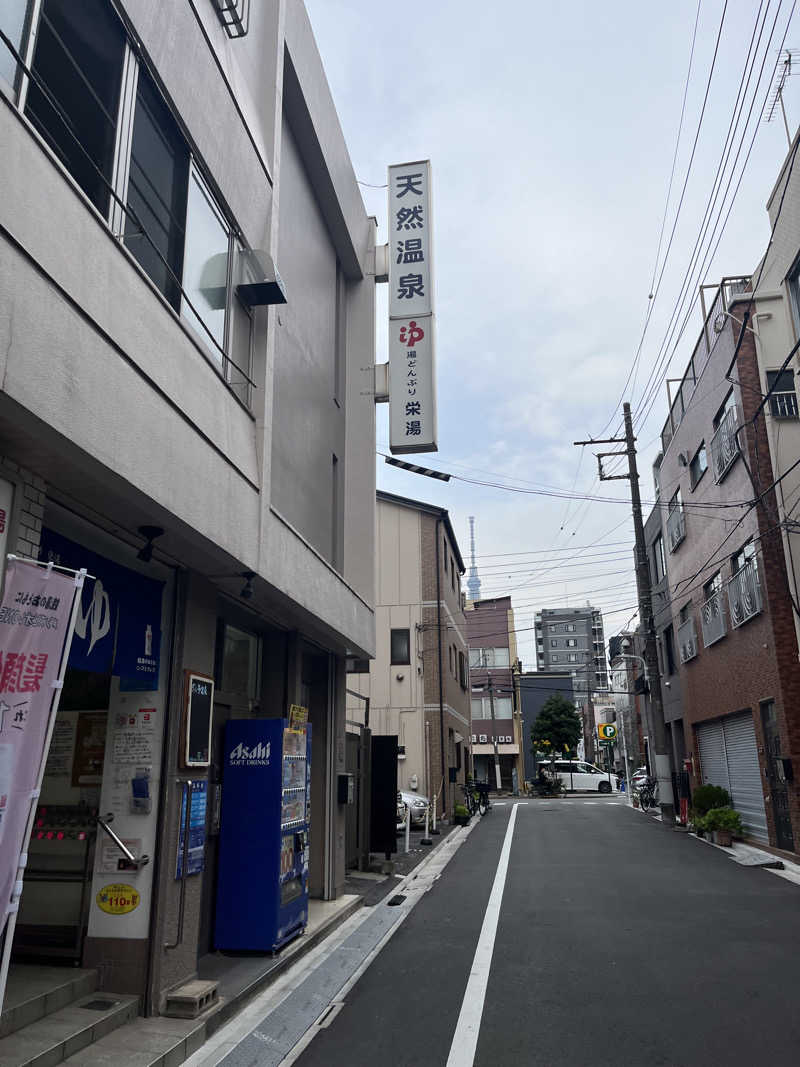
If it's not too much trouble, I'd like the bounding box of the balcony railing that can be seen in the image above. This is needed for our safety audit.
[677,617,698,663]
[700,589,727,647]
[710,406,740,483]
[667,505,685,552]
[727,559,762,628]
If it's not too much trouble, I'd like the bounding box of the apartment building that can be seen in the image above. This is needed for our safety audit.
[655,261,800,850]
[534,605,608,699]
[347,492,471,821]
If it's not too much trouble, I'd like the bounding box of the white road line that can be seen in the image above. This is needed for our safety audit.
[445,802,520,1067]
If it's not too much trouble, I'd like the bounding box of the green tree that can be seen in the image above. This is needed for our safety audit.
[531,694,582,756]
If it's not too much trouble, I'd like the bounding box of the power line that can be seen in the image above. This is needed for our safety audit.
[631,2,797,433]
[597,0,730,436]
[599,0,705,433]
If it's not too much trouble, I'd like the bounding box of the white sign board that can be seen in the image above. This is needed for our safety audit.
[388,162,433,319]
[389,316,438,455]
[388,161,437,454]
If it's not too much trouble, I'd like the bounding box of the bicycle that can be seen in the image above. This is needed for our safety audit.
[463,780,491,816]
[638,777,658,811]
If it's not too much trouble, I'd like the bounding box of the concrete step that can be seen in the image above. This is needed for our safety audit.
[0,967,98,1039]
[60,1014,211,1067]
[0,992,138,1067]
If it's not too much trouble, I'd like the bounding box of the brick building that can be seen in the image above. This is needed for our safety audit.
[655,266,800,850]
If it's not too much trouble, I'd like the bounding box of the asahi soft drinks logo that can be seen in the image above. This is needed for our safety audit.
[229,740,271,766]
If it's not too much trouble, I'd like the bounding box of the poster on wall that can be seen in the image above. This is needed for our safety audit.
[175,781,207,878]
[0,559,80,938]
[39,529,164,691]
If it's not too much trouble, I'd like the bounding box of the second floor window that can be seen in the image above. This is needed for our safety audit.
[26,0,126,216]
[13,0,253,399]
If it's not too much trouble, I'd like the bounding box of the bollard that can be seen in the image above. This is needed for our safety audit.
[405,803,411,854]
[430,793,440,835]
[421,804,432,846]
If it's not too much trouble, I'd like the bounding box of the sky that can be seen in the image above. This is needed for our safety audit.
[305,0,800,669]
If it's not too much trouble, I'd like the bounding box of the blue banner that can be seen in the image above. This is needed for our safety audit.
[39,529,164,690]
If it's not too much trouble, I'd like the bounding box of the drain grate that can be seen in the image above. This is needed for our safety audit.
[387,894,406,906]
[82,999,119,1012]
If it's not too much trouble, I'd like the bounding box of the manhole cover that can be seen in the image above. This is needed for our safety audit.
[387,894,406,906]
[82,999,118,1012]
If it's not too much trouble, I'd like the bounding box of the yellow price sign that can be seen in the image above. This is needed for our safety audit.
[96,883,140,915]
[597,723,617,741]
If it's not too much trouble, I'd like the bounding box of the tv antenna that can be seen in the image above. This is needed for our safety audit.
[765,49,797,148]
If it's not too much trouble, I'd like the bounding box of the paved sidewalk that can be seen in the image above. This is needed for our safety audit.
[182,822,473,1067]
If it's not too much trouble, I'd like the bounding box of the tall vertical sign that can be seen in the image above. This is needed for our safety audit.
[388,161,437,454]
[0,558,83,1009]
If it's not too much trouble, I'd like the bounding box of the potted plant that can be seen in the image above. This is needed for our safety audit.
[689,810,707,837]
[691,784,731,817]
[704,806,743,847]
[453,803,470,827]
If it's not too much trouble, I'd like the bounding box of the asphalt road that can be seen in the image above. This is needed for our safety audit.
[294,797,800,1067]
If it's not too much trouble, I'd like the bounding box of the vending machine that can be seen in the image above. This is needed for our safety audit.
[214,718,311,951]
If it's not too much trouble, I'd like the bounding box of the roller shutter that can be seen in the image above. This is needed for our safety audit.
[722,713,768,841]
[696,720,729,793]
[696,712,767,841]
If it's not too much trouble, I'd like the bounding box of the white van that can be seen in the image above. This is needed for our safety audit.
[539,760,615,794]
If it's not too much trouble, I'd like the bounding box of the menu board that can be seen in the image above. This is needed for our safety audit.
[184,673,214,767]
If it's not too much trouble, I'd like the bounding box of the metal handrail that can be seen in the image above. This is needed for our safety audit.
[710,406,740,482]
[95,813,149,869]
[727,558,762,628]
[700,589,727,646]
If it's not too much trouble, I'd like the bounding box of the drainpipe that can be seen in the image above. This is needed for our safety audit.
[435,519,447,817]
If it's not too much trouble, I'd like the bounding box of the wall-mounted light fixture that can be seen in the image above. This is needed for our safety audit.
[237,250,287,307]
[137,526,164,563]
[240,571,256,600]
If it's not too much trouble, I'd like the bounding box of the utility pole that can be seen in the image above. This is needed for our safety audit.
[575,402,675,823]
[486,672,503,791]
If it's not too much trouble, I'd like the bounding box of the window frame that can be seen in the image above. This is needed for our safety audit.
[766,369,799,419]
[713,389,736,432]
[690,441,707,489]
[390,628,411,666]
[10,0,254,403]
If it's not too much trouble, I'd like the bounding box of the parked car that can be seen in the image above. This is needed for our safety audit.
[538,760,616,794]
[397,790,430,827]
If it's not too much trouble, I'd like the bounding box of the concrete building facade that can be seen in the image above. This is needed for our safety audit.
[346,492,471,821]
[1,0,376,1020]
[534,605,609,699]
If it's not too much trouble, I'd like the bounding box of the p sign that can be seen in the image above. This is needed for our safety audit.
[598,723,617,742]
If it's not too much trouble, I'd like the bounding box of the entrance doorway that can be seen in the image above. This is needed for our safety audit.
[13,685,108,963]
[760,700,795,852]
